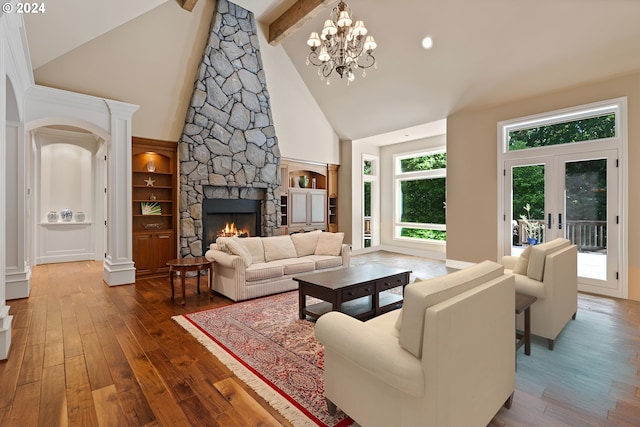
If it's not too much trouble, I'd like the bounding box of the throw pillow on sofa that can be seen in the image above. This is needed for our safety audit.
[291,230,322,257]
[314,232,344,256]
[222,236,253,267]
[262,235,298,262]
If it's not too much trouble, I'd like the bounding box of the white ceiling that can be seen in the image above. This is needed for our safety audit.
[22,0,640,142]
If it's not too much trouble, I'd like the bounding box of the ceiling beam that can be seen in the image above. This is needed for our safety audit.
[181,0,198,12]
[268,0,332,46]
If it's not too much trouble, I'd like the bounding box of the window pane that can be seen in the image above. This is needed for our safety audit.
[400,153,446,173]
[364,182,371,216]
[508,113,615,151]
[400,178,446,224]
[401,228,446,241]
[363,160,373,175]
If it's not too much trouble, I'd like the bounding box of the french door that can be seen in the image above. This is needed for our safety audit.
[504,149,620,296]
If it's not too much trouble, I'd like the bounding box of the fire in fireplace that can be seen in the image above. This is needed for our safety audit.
[202,199,262,254]
[219,222,250,238]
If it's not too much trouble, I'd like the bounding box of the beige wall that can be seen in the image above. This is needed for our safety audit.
[32,0,339,164]
[447,71,640,300]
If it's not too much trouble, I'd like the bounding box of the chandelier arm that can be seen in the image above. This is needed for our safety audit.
[356,53,375,69]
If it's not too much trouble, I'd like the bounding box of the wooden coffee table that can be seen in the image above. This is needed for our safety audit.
[293,265,411,320]
[166,257,214,305]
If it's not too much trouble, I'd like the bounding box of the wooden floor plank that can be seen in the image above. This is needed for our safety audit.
[92,384,127,427]
[5,381,41,427]
[116,331,192,427]
[39,363,68,427]
[64,355,99,426]
[80,332,113,390]
[16,342,44,386]
[213,377,282,427]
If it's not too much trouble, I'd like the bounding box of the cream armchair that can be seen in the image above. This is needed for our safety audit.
[502,238,577,350]
[315,261,515,427]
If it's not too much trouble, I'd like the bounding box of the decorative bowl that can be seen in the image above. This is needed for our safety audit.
[143,223,162,230]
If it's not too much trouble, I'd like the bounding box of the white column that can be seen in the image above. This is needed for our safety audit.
[5,120,31,299]
[102,100,139,286]
[0,33,13,360]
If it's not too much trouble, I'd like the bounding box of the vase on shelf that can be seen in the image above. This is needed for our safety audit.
[75,212,85,222]
[299,176,309,188]
[146,160,156,172]
[527,237,538,245]
[47,211,58,223]
[60,208,73,222]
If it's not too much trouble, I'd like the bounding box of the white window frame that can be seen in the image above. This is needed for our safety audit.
[362,154,379,248]
[393,148,446,243]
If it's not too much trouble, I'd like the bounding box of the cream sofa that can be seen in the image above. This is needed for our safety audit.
[502,238,577,350]
[315,261,515,427]
[204,231,350,301]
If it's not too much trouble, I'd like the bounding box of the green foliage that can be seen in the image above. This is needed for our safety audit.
[400,178,446,224]
[508,114,615,151]
[364,181,371,216]
[363,160,373,175]
[512,165,545,221]
[401,228,446,241]
[400,153,446,173]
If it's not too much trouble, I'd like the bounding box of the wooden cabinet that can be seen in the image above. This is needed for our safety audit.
[289,189,327,232]
[132,137,177,277]
[279,159,339,234]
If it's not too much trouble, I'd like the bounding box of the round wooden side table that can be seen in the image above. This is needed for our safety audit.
[166,257,214,305]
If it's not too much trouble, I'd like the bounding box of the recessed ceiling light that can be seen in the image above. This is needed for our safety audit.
[422,36,433,50]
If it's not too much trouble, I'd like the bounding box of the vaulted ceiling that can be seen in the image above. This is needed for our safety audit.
[23,0,640,141]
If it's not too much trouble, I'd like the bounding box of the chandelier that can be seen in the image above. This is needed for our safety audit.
[305,1,377,84]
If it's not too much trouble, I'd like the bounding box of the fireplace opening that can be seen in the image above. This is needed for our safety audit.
[202,199,262,254]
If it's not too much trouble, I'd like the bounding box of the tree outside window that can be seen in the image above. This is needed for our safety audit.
[396,152,446,241]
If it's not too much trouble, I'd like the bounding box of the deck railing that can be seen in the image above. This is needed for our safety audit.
[517,219,607,252]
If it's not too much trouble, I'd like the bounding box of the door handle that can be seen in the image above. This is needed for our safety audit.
[548,213,552,229]
[558,213,563,230]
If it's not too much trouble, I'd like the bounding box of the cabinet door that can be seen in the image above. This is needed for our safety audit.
[153,231,174,273]
[133,233,153,274]
[290,190,308,227]
[309,191,326,225]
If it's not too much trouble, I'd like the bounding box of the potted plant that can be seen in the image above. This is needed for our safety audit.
[520,203,542,245]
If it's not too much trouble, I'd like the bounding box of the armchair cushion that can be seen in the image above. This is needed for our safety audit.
[513,245,531,275]
[399,261,504,358]
[527,238,570,280]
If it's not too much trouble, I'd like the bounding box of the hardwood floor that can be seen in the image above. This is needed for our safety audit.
[1,252,639,426]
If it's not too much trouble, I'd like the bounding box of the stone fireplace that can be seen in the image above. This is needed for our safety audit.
[179,0,281,258]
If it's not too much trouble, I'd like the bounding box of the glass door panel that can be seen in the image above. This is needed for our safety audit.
[510,163,546,256]
[564,159,607,281]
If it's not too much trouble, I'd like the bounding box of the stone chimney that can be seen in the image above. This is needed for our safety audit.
[179,0,281,257]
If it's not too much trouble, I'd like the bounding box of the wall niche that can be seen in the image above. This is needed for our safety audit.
[34,127,106,264]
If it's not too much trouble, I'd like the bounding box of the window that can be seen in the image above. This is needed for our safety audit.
[395,151,446,241]
[363,155,378,248]
[504,105,618,153]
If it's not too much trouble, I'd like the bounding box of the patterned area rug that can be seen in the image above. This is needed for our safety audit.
[172,291,352,427]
